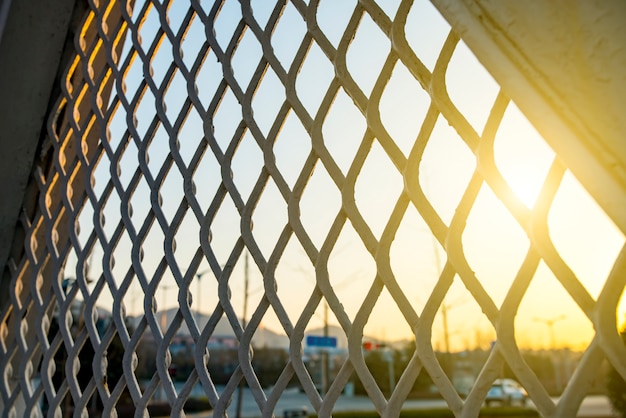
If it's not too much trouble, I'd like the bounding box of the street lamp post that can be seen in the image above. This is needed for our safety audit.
[431,238,465,380]
[195,268,212,322]
[534,315,566,393]
[288,259,363,396]
[160,284,175,330]
[322,301,329,395]
[235,252,250,418]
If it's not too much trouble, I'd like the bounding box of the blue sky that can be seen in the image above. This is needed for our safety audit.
[67,0,625,351]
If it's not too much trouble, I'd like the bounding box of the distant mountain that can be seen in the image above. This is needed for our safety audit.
[124,309,290,349]
[100,308,395,350]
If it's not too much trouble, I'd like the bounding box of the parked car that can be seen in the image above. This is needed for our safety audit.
[485,379,528,407]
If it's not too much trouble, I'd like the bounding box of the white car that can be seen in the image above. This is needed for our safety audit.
[485,379,528,407]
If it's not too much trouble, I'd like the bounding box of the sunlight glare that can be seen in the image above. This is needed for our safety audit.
[494,101,555,209]
[507,171,543,209]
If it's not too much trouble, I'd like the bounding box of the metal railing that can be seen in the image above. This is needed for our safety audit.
[1,0,625,417]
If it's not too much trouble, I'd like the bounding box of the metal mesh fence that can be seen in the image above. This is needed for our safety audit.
[1,0,625,417]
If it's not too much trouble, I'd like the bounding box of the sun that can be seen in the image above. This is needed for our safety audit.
[492,99,556,210]
[507,173,543,209]
[493,140,553,210]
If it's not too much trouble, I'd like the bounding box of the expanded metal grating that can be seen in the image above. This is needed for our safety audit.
[1,0,625,417]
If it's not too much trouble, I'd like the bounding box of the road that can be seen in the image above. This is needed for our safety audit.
[576,395,617,417]
[181,385,616,418]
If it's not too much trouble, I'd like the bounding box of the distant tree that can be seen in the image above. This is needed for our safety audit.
[207,348,238,384]
[44,312,131,414]
[352,349,389,396]
[503,352,555,391]
[251,347,290,388]
[607,327,626,417]
[135,336,157,379]
[353,343,437,398]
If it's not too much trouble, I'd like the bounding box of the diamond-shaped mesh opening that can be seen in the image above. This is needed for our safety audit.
[493,101,555,209]
[251,66,285,137]
[231,28,263,92]
[327,223,375,323]
[250,178,288,259]
[354,140,404,240]
[404,1,449,72]
[389,206,440,310]
[273,111,311,190]
[179,12,205,68]
[177,106,204,167]
[270,2,306,71]
[2,1,624,417]
[194,51,222,105]
[150,37,175,90]
[212,87,241,152]
[316,0,355,49]
[462,185,530,307]
[295,42,334,117]
[419,115,475,225]
[548,171,625,300]
[159,167,185,224]
[249,0,274,30]
[299,163,341,250]
[345,12,389,98]
[191,147,221,210]
[208,194,240,268]
[379,63,431,156]
[230,130,263,202]
[445,39,500,135]
[162,71,188,124]
[321,87,365,176]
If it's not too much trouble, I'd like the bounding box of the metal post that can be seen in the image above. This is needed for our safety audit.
[235,252,249,418]
[384,347,395,395]
[534,315,566,394]
[195,269,211,322]
[322,301,329,395]
[442,303,451,356]
[161,285,173,331]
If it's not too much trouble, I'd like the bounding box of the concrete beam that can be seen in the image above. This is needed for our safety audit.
[0,0,77,277]
[432,0,626,234]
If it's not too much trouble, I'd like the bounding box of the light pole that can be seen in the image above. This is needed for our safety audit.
[431,236,450,355]
[160,284,175,330]
[321,301,329,395]
[288,259,363,396]
[155,283,175,401]
[431,237,465,376]
[534,315,566,393]
[235,252,250,418]
[195,268,212,322]
[534,315,565,349]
